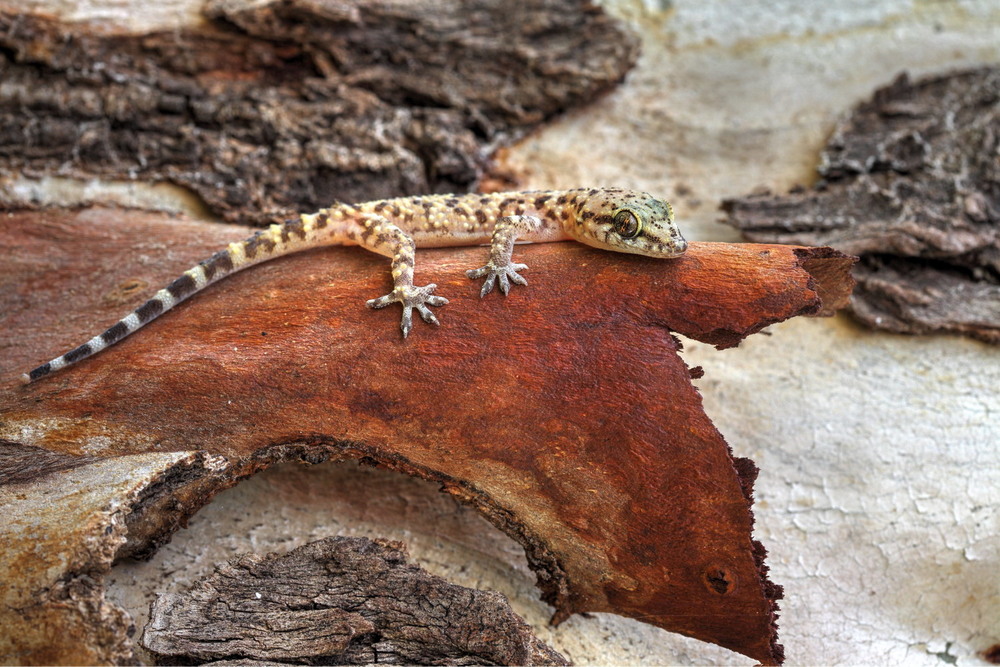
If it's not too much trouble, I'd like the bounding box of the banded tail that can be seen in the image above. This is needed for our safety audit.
[21,214,329,384]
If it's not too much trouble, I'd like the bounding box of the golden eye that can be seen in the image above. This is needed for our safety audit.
[612,210,641,238]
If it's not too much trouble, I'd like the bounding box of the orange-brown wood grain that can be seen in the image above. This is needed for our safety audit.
[0,207,855,664]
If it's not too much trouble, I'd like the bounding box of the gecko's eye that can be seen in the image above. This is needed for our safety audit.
[612,209,641,238]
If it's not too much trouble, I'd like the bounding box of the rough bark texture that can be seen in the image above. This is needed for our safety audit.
[0,0,637,223]
[722,67,1000,343]
[0,206,856,665]
[141,536,568,665]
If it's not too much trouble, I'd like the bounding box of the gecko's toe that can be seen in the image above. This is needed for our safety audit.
[480,274,498,297]
[416,304,440,325]
[400,308,413,338]
[426,294,449,307]
[366,294,394,309]
[466,267,488,280]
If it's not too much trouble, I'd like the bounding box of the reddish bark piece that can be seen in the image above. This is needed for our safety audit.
[0,207,855,664]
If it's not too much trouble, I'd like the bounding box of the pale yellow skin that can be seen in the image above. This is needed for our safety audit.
[23,188,686,383]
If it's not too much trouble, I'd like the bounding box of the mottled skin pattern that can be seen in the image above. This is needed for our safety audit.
[23,188,686,383]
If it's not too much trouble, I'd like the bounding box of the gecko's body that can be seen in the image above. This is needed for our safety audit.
[23,188,687,383]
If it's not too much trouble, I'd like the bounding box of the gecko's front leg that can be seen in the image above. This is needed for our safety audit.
[466,215,540,297]
[361,215,448,337]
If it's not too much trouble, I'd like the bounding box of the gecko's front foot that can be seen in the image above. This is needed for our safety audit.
[367,284,448,338]
[466,261,529,298]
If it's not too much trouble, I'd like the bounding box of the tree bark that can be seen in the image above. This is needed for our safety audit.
[0,1,637,222]
[141,536,568,665]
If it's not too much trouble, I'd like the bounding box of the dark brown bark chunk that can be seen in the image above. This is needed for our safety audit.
[141,536,568,665]
[0,207,857,665]
[723,67,1000,343]
[0,1,638,223]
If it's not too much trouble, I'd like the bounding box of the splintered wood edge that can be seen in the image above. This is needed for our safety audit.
[795,246,858,317]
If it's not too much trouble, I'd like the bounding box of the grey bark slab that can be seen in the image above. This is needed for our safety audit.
[141,536,568,665]
[723,68,1000,343]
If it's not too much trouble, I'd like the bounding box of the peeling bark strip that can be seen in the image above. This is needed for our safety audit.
[0,1,638,223]
[141,537,568,665]
[723,67,1000,343]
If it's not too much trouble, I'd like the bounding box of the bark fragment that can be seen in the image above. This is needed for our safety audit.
[0,1,638,222]
[0,207,856,665]
[723,67,1000,343]
[141,536,568,665]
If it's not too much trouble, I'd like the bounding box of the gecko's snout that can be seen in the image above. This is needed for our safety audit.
[662,233,688,257]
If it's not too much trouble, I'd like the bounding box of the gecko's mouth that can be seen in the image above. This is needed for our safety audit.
[636,235,687,258]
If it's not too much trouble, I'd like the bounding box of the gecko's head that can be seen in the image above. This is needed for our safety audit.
[573,189,687,258]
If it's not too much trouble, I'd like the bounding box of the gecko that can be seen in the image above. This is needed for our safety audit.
[22,188,687,383]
